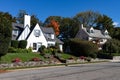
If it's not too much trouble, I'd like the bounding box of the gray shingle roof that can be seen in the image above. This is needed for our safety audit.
[56,38,64,44]
[83,28,111,39]
[12,22,24,29]
[41,27,54,34]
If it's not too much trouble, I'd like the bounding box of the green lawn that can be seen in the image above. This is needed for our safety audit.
[1,53,44,63]
[59,53,77,59]
[0,52,77,63]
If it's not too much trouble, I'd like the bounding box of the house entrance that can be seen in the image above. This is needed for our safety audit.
[37,42,42,51]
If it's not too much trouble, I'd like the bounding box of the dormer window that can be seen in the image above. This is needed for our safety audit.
[88,27,94,33]
[104,32,108,35]
[12,29,18,36]
[34,29,40,37]
[104,30,108,36]
[90,30,94,33]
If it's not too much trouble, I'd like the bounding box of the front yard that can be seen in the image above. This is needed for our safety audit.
[0,52,75,63]
[1,53,44,63]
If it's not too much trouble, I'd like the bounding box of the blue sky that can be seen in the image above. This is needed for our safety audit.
[0,0,120,26]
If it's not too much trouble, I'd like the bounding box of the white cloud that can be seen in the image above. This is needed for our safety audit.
[113,22,119,27]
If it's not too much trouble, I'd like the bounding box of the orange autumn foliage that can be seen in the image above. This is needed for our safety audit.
[47,19,60,36]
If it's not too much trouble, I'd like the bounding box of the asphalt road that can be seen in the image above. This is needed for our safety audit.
[0,62,120,80]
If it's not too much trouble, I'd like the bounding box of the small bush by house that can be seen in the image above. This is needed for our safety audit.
[11,40,19,48]
[18,40,27,49]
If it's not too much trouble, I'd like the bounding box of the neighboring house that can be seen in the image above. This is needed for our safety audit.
[75,24,111,49]
[12,15,63,52]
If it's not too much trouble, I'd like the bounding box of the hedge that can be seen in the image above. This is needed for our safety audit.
[18,40,27,49]
[11,40,19,48]
[69,38,98,58]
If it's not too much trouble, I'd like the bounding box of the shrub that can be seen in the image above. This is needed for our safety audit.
[8,47,31,53]
[18,40,27,49]
[31,57,40,62]
[11,40,19,48]
[89,53,97,59]
[12,58,21,63]
[80,56,86,60]
[38,45,46,54]
[97,50,113,59]
[85,57,91,62]
[69,38,98,57]
[103,39,120,53]
[0,12,12,60]
[8,47,17,53]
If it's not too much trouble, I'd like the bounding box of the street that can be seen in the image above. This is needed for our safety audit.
[0,62,120,80]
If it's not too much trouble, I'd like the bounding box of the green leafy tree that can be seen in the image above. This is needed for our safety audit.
[44,16,79,40]
[44,16,62,26]
[112,27,120,40]
[102,39,120,54]
[60,17,79,40]
[74,10,100,27]
[16,10,42,27]
[0,12,12,60]
[95,15,114,37]
[16,10,27,24]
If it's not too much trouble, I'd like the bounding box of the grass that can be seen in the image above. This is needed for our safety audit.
[1,53,44,63]
[59,53,77,59]
[0,52,77,63]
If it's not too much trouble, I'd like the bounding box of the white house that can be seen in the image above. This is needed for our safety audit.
[75,24,111,49]
[12,15,63,52]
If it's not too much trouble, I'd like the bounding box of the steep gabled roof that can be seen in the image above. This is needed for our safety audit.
[41,27,54,34]
[56,38,64,44]
[12,22,24,29]
[82,27,111,39]
[41,27,56,41]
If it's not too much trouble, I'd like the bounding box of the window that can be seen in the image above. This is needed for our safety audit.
[104,32,108,35]
[48,43,54,47]
[34,30,40,37]
[33,43,37,50]
[12,29,18,35]
[90,30,94,33]
[100,39,103,42]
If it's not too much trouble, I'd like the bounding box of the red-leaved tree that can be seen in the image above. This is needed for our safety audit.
[47,19,60,36]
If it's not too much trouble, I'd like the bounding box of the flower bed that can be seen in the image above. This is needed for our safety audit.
[12,58,21,63]
[31,57,41,62]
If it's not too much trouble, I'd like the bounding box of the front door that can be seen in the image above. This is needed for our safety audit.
[37,42,42,51]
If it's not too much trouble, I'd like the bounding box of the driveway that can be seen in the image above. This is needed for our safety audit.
[0,62,120,80]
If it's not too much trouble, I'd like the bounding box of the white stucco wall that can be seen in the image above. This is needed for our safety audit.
[47,41,55,47]
[88,37,93,41]
[59,44,63,52]
[18,26,30,40]
[99,39,107,44]
[26,24,48,52]
[24,15,31,28]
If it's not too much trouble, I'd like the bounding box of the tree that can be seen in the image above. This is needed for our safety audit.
[44,16,63,36]
[59,17,79,40]
[16,10,42,27]
[46,19,60,36]
[74,10,100,27]
[44,16,62,26]
[31,15,42,27]
[102,39,120,54]
[0,12,12,60]
[95,15,114,36]
[112,27,120,40]
[16,10,27,24]
[44,16,79,40]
